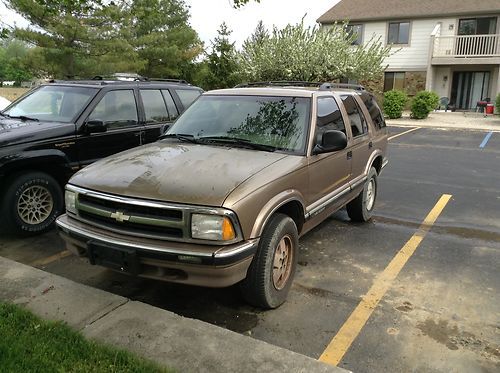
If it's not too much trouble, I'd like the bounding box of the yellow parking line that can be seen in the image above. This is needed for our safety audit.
[319,194,452,366]
[388,127,420,141]
[29,250,72,267]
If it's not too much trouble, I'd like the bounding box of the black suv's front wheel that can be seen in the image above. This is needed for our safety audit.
[1,171,63,235]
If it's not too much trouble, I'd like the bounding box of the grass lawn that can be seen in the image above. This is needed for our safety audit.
[0,87,30,102]
[0,302,172,372]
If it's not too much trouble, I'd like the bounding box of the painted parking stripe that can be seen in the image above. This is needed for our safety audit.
[319,194,452,366]
[29,250,72,267]
[388,127,420,141]
[479,132,493,148]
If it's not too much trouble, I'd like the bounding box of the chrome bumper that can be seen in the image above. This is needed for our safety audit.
[56,214,258,267]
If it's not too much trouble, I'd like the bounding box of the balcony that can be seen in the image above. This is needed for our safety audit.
[432,34,500,65]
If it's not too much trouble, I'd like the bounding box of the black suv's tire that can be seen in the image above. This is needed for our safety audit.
[0,172,63,235]
[347,167,378,222]
[240,213,298,309]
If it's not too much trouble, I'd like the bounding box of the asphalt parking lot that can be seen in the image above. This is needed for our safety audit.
[1,125,499,372]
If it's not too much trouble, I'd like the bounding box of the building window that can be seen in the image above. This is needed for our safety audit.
[346,24,363,45]
[388,21,410,44]
[384,72,405,92]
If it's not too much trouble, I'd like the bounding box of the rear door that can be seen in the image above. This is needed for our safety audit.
[76,89,142,166]
[340,94,371,187]
[139,89,172,143]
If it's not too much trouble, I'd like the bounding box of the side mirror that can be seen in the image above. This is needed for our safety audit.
[313,130,347,155]
[86,119,107,134]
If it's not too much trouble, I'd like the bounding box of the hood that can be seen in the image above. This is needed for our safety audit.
[70,141,289,206]
[0,117,75,147]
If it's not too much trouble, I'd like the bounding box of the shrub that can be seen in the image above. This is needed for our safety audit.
[383,90,408,119]
[496,93,500,114]
[411,91,439,119]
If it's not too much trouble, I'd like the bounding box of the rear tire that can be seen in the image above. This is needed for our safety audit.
[240,213,298,309]
[347,167,378,222]
[0,172,63,235]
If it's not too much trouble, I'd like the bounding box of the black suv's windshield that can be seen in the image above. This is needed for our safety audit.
[165,95,311,153]
[3,85,97,123]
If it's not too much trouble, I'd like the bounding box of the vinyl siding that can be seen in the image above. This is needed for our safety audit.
[362,18,457,70]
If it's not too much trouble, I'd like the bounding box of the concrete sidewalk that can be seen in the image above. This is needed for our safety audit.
[387,111,500,131]
[0,256,348,373]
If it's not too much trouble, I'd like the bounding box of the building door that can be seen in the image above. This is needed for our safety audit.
[450,72,490,110]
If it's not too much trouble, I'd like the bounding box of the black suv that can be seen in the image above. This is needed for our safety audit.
[0,79,202,235]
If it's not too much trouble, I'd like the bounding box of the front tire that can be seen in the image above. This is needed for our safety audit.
[240,213,298,309]
[347,167,378,222]
[0,172,63,235]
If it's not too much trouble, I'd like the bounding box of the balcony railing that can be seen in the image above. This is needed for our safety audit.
[433,34,500,58]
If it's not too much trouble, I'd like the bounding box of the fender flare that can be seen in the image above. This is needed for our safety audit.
[250,189,306,238]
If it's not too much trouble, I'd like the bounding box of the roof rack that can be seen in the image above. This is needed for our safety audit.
[236,81,321,88]
[319,83,365,91]
[141,78,190,84]
[47,77,192,86]
[235,81,365,91]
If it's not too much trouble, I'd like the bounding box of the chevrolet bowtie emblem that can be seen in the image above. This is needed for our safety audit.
[110,211,130,222]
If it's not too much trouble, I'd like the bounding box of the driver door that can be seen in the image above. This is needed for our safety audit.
[307,96,352,212]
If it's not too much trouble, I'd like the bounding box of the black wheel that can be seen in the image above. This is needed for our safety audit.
[240,213,298,309]
[0,172,63,235]
[347,167,378,222]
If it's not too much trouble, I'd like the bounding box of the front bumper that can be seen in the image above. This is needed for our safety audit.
[56,214,258,287]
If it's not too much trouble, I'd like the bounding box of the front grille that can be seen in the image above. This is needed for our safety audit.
[79,211,184,238]
[79,194,182,221]
[76,193,186,240]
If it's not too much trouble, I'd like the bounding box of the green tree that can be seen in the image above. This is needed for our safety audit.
[239,21,392,82]
[130,0,202,79]
[4,0,141,78]
[0,39,33,84]
[203,22,240,90]
[233,0,260,8]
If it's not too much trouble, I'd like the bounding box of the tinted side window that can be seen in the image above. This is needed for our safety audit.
[341,95,368,137]
[140,90,169,123]
[161,90,179,120]
[88,90,138,130]
[360,92,386,130]
[316,97,346,142]
[175,89,201,109]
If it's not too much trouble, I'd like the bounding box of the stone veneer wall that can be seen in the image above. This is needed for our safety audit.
[404,72,427,96]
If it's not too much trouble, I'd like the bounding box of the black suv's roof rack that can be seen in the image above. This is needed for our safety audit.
[235,81,365,91]
[48,76,192,86]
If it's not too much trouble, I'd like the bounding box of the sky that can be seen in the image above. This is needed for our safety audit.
[0,0,340,48]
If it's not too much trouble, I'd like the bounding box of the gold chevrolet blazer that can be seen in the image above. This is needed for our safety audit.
[56,82,388,308]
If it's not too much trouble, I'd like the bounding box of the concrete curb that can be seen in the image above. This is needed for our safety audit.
[386,113,500,132]
[0,257,349,373]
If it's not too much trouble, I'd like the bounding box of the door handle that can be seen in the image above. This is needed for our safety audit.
[368,141,373,149]
[347,151,352,160]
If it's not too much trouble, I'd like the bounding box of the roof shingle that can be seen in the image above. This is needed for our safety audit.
[317,0,500,24]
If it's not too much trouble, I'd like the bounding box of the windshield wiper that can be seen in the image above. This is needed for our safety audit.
[159,133,200,144]
[198,136,276,152]
[6,115,39,122]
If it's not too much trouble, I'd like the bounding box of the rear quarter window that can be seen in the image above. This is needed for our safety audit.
[175,89,202,109]
[360,92,386,130]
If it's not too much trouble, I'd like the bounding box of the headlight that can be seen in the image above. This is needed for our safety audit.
[191,214,236,241]
[65,190,77,214]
